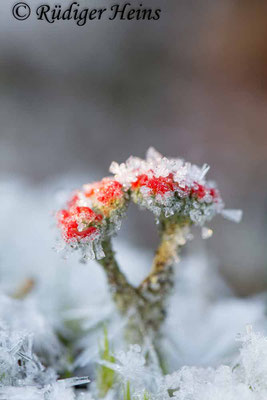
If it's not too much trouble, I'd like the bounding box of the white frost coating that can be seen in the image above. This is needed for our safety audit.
[236,326,267,392]
[221,209,243,223]
[110,147,242,227]
[110,147,209,189]
[113,344,146,383]
[94,328,267,400]
[0,325,89,400]
[98,343,155,394]
[54,235,105,261]
[0,381,88,400]
[0,294,65,371]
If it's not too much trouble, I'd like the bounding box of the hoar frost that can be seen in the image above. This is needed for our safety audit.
[0,326,89,400]
[110,147,242,226]
[54,147,244,376]
[0,172,258,400]
[57,147,242,260]
[94,327,267,400]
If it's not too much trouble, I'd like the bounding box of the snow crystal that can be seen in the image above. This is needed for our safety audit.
[221,209,243,223]
[99,344,146,385]
[0,325,89,399]
[236,326,267,392]
[93,327,267,400]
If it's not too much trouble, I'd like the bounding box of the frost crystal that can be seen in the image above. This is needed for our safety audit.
[99,344,146,384]
[94,328,267,400]
[113,345,146,384]
[221,209,243,223]
[110,147,241,227]
[236,326,267,392]
[56,148,242,261]
[0,325,89,399]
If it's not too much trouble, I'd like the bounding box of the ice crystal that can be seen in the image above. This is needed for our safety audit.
[236,325,267,392]
[0,323,257,400]
[93,328,267,400]
[221,208,243,223]
[112,345,146,384]
[110,147,241,226]
[0,379,90,400]
[97,343,157,397]
[0,326,89,400]
[0,294,65,370]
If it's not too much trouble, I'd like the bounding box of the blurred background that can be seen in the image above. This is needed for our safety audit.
[0,0,266,295]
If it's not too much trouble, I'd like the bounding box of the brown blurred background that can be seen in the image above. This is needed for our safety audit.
[0,0,266,294]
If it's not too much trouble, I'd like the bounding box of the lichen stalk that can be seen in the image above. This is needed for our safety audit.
[98,221,190,343]
[138,218,190,333]
[97,239,140,315]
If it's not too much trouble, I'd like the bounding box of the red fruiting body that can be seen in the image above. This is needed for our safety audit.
[57,178,126,244]
[191,184,206,199]
[96,179,123,205]
[57,206,102,242]
[67,193,80,209]
[131,174,149,189]
[146,174,176,195]
[84,178,125,216]
[57,209,71,223]
[132,173,219,202]
[64,221,98,241]
[132,173,176,196]
[209,187,219,200]
[75,206,102,220]
[85,178,123,204]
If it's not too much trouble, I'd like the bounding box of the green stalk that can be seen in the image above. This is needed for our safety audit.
[97,239,140,314]
[97,220,190,346]
[138,218,190,333]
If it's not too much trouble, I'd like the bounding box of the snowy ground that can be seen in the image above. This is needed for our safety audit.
[0,177,266,399]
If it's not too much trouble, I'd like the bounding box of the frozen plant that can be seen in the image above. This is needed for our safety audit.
[56,148,242,345]
[0,325,89,399]
[0,293,66,371]
[92,327,267,400]
[235,325,267,392]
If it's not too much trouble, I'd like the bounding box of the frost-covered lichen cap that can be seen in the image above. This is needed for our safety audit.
[82,177,128,220]
[56,177,128,260]
[110,147,242,227]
